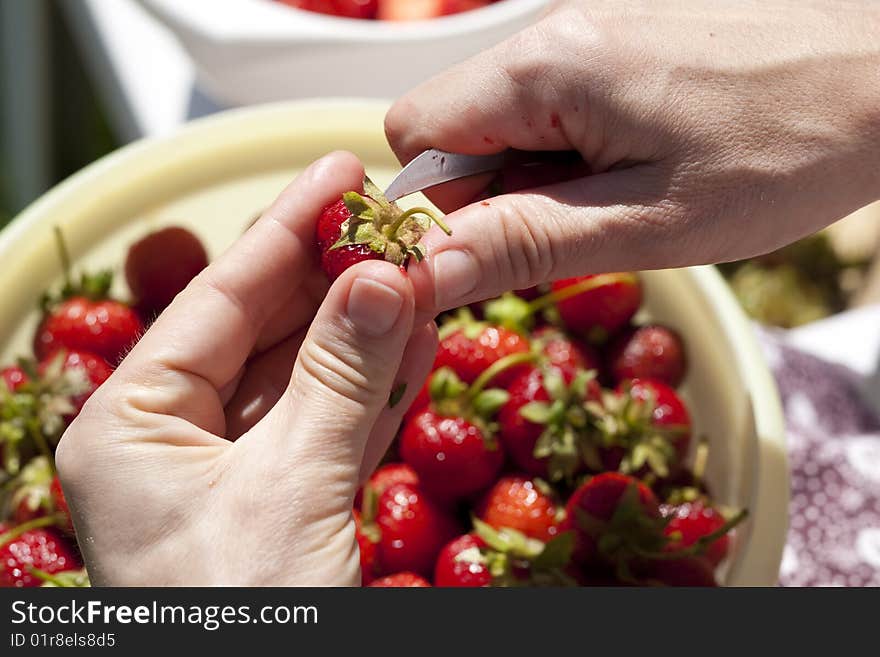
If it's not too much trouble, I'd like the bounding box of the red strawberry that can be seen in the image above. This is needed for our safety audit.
[662,502,731,567]
[0,522,82,588]
[38,349,112,415]
[355,462,419,510]
[643,556,718,587]
[551,274,642,340]
[401,410,504,500]
[434,534,492,587]
[375,482,458,576]
[436,521,577,587]
[595,378,692,478]
[434,311,531,386]
[498,366,601,481]
[562,472,662,566]
[478,476,561,542]
[283,0,378,19]
[49,477,72,533]
[1,366,28,392]
[532,326,601,378]
[35,296,142,366]
[368,572,432,587]
[353,509,379,585]
[316,178,450,281]
[125,226,208,320]
[608,324,687,387]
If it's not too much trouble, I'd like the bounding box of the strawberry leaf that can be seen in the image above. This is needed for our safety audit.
[519,401,553,424]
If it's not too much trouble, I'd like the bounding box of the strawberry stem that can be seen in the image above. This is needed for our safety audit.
[0,513,65,547]
[466,352,536,400]
[26,566,68,587]
[390,207,453,237]
[529,273,639,312]
[52,226,73,289]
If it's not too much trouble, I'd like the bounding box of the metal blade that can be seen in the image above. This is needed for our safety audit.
[384,149,507,202]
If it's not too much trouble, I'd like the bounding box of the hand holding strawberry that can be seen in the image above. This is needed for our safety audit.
[53,152,439,585]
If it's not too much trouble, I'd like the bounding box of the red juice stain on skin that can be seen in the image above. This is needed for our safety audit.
[550,113,561,128]
[481,201,491,207]
[483,136,495,145]
[573,105,579,113]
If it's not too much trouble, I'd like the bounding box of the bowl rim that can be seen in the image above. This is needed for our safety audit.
[0,98,789,586]
[140,0,550,41]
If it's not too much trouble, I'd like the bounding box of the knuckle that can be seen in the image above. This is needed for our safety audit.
[489,199,557,288]
[296,331,379,405]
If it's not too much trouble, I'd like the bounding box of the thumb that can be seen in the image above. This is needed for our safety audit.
[272,260,415,479]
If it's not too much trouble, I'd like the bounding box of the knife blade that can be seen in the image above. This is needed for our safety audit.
[384,149,508,202]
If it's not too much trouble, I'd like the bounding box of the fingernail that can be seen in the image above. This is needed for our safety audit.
[347,278,404,336]
[432,250,479,308]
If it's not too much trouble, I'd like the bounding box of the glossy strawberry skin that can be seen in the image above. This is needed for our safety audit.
[562,472,660,564]
[434,325,530,386]
[400,410,504,500]
[368,572,432,587]
[1,366,28,392]
[39,349,112,415]
[282,0,379,19]
[50,476,73,533]
[627,378,692,459]
[353,509,379,585]
[316,199,383,281]
[434,534,491,587]
[551,274,642,337]
[478,476,560,542]
[354,462,419,510]
[608,325,687,387]
[34,297,143,366]
[0,525,82,588]
[125,226,208,320]
[533,327,602,377]
[662,502,730,567]
[375,482,458,577]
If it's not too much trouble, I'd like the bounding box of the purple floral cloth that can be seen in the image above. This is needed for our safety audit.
[757,328,880,586]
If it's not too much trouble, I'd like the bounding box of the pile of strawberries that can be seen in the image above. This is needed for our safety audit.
[0,226,208,587]
[321,181,746,587]
[277,0,502,21]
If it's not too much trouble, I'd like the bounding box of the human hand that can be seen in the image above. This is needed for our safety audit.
[386,0,880,315]
[55,152,437,586]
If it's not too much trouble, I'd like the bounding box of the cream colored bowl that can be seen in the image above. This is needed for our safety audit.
[0,100,788,586]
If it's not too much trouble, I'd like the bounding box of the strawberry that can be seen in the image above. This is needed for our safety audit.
[400,366,517,500]
[434,310,531,386]
[594,378,692,478]
[0,521,82,588]
[433,534,492,587]
[642,556,718,587]
[661,501,731,567]
[531,326,601,378]
[1,366,28,392]
[551,274,642,340]
[353,509,380,585]
[498,366,601,481]
[316,177,450,281]
[375,482,458,576]
[401,410,504,501]
[38,349,111,416]
[378,0,493,20]
[355,462,419,510]
[282,0,378,19]
[608,324,687,387]
[125,226,208,320]
[368,572,431,587]
[561,472,662,567]
[477,476,562,542]
[435,521,576,587]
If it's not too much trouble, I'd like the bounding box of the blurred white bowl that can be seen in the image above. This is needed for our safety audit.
[139,0,550,105]
[0,100,788,585]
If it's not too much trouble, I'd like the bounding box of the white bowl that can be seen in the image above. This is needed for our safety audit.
[138,0,550,105]
[0,99,788,585]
